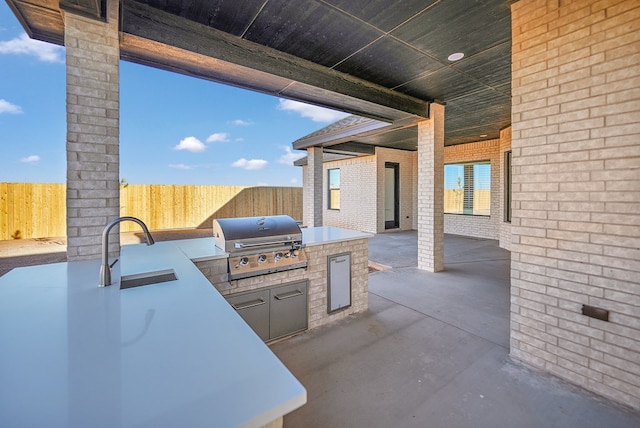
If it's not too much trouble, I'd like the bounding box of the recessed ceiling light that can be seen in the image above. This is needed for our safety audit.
[447,52,464,62]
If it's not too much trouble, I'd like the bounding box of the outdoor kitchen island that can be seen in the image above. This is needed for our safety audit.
[189,225,371,340]
[0,226,369,428]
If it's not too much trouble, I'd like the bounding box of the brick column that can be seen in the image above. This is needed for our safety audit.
[65,1,120,261]
[417,103,444,272]
[511,0,640,410]
[303,147,323,227]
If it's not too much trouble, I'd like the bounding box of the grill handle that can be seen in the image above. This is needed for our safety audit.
[274,289,304,300]
[234,240,297,249]
[232,298,266,310]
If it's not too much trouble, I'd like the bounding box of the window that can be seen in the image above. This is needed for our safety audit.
[328,169,340,210]
[444,161,491,216]
[505,151,512,222]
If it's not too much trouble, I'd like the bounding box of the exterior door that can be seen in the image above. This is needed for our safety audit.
[384,162,399,229]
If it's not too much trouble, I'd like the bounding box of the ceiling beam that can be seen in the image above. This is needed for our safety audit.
[120,1,429,122]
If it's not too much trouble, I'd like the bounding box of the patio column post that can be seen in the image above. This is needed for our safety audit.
[417,103,444,272]
[304,147,323,227]
[64,0,121,261]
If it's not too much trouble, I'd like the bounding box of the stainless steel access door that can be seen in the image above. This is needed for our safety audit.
[270,281,308,340]
[226,289,270,341]
[328,253,351,313]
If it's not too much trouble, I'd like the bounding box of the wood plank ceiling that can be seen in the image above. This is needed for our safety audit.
[7,0,512,149]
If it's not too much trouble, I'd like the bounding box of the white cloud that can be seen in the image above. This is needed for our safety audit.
[231,158,268,171]
[277,99,349,123]
[174,136,206,152]
[0,99,23,114]
[290,178,299,185]
[0,33,64,63]
[20,155,40,164]
[206,132,230,143]
[169,163,192,170]
[278,146,305,165]
[231,119,253,126]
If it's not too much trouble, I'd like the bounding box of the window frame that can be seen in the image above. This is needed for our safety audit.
[444,160,491,217]
[505,151,512,223]
[328,168,340,210]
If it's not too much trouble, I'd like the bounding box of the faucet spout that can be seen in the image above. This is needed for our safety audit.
[99,216,155,287]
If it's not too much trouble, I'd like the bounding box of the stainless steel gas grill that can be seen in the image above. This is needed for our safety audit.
[213,215,307,280]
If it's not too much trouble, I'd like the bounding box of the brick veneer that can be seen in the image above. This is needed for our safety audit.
[65,2,120,260]
[511,0,640,409]
[303,147,323,228]
[323,154,378,232]
[417,103,445,272]
[196,238,369,331]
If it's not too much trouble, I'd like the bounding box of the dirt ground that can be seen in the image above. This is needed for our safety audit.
[0,228,213,277]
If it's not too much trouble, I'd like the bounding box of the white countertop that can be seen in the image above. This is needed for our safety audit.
[0,240,305,428]
[301,226,371,246]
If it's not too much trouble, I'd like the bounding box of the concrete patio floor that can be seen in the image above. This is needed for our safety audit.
[271,231,640,428]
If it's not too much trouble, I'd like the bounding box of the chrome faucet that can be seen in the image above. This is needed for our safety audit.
[99,216,155,286]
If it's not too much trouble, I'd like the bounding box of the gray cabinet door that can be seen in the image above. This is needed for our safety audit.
[270,281,308,340]
[226,289,270,341]
[328,253,351,313]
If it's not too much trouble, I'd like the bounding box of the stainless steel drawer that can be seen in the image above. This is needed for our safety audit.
[226,289,270,341]
[270,281,308,341]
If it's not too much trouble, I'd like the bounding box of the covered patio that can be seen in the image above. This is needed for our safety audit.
[6,0,639,413]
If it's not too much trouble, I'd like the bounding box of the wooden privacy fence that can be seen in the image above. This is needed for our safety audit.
[119,184,303,232]
[0,183,303,240]
[0,183,67,240]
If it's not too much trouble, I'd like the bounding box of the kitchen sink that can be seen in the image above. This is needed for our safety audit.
[120,269,178,290]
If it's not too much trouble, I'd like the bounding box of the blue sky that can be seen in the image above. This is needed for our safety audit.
[0,3,348,187]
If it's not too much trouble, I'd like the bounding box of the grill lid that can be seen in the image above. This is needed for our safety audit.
[213,215,302,252]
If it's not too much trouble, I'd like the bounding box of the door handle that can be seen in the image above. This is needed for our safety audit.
[232,298,266,310]
[274,290,303,300]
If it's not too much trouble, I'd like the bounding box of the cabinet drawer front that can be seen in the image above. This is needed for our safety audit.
[270,281,308,341]
[226,290,270,341]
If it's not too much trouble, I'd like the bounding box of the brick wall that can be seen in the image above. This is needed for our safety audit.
[65,1,120,260]
[499,127,512,250]
[444,139,501,240]
[511,0,640,409]
[196,238,369,331]
[322,155,378,233]
[376,147,417,232]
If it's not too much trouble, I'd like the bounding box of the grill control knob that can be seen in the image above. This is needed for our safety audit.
[291,250,299,258]
[257,254,267,263]
[274,252,283,261]
[239,257,249,266]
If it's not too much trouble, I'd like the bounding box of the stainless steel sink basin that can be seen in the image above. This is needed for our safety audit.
[120,269,178,290]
